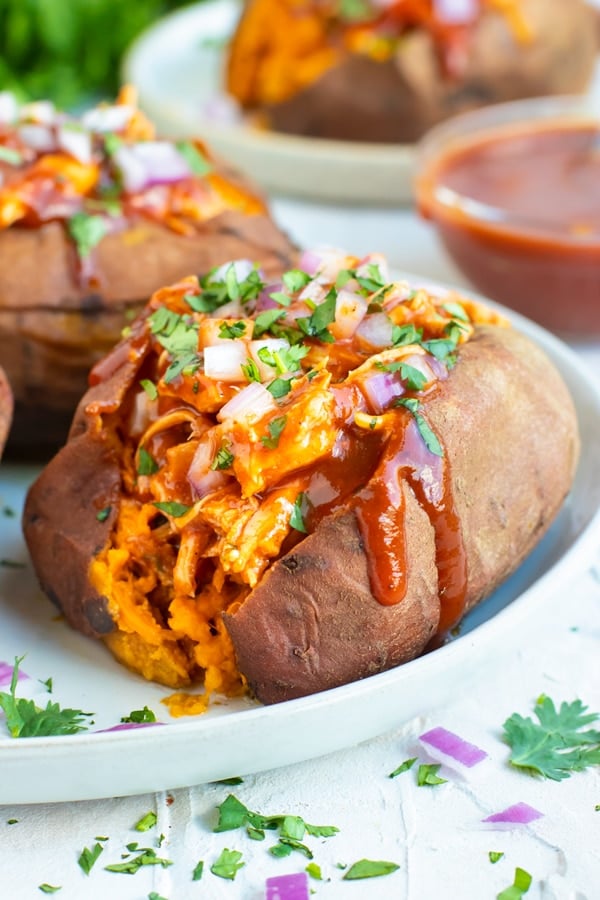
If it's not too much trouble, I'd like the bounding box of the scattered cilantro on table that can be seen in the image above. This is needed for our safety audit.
[503,695,600,780]
[497,866,532,900]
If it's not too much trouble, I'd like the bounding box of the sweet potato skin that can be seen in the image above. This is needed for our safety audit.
[234,0,597,143]
[23,324,579,703]
[223,326,579,702]
[1,206,295,457]
[0,365,12,457]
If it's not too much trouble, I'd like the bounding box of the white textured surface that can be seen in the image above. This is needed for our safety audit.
[2,207,600,898]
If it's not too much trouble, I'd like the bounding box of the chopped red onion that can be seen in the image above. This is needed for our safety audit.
[204,342,248,382]
[256,282,284,311]
[200,94,242,125]
[20,100,56,125]
[0,91,18,125]
[212,258,257,284]
[17,124,56,153]
[419,726,488,768]
[114,141,191,193]
[312,247,349,282]
[265,872,309,900]
[331,289,368,340]
[361,370,405,414]
[217,380,276,423]
[298,278,327,305]
[355,312,394,350]
[0,661,30,687]
[215,298,244,318]
[298,248,322,276]
[95,722,164,733]
[57,125,93,165]
[433,0,478,24]
[81,103,134,134]
[483,802,543,826]
[356,252,390,285]
[188,437,230,499]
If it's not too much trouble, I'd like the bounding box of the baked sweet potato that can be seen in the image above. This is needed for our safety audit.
[226,0,598,143]
[23,250,579,710]
[0,365,12,457]
[0,88,295,456]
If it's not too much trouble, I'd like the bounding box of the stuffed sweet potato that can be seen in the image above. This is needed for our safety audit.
[226,0,598,143]
[23,250,579,710]
[0,87,295,456]
[0,365,12,457]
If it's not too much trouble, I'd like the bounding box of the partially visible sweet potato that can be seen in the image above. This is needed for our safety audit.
[227,0,597,143]
[0,365,12,457]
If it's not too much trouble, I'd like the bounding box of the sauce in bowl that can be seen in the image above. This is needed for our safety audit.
[416,103,600,336]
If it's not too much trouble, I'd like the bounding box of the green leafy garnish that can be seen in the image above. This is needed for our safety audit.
[290,492,309,533]
[306,862,323,880]
[137,448,159,476]
[355,263,388,294]
[121,706,156,724]
[39,677,52,693]
[417,763,447,786]
[210,848,244,880]
[260,415,287,449]
[267,377,292,399]
[148,307,200,384]
[389,757,417,778]
[198,265,264,312]
[503,696,600,781]
[192,859,204,881]
[213,794,338,851]
[96,506,111,522]
[104,848,173,874]
[67,212,109,258]
[497,867,532,900]
[38,885,61,894]
[489,851,505,864]
[211,442,234,470]
[392,323,422,346]
[270,837,313,859]
[297,290,336,343]
[134,811,157,832]
[342,859,400,880]
[176,140,212,177]
[0,657,93,738]
[218,320,247,340]
[241,358,261,382]
[395,398,444,457]
[78,842,104,875]
[376,360,427,392]
[253,309,287,337]
[140,379,158,401]
[152,501,191,518]
[0,146,23,166]
[0,558,26,569]
[442,301,470,322]
[282,269,311,293]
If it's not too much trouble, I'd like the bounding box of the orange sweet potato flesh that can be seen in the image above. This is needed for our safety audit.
[23,324,579,704]
[0,365,12,457]
[227,0,597,143]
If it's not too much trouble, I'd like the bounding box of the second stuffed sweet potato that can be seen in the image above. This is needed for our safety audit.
[23,250,579,710]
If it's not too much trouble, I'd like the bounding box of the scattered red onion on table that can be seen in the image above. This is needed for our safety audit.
[483,802,543,826]
[419,726,488,767]
[265,871,310,900]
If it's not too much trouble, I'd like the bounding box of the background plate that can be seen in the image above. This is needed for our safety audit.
[1,290,600,804]
[122,0,416,205]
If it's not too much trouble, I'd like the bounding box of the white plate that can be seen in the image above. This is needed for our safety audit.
[122,0,416,205]
[1,292,600,805]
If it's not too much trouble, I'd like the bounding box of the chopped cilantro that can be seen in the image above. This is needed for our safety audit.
[199,266,264,312]
[241,358,261,382]
[489,851,505,864]
[270,837,313,859]
[211,443,234,470]
[0,559,26,569]
[39,677,53,693]
[306,862,324,880]
[497,867,532,900]
[392,323,423,347]
[103,132,122,156]
[290,493,309,533]
[267,377,292,399]
[343,859,400,880]
[218,320,247,340]
[0,146,23,166]
[0,657,94,738]
[134,811,157,832]
[253,309,286,338]
[121,706,157,724]
[78,842,104,875]
[268,290,292,307]
[137,448,159,476]
[213,794,338,850]
[210,848,244,880]
[176,140,212,176]
[140,379,158,401]
[67,212,109,258]
[96,506,111,522]
[355,263,387,293]
[297,289,336,343]
[282,269,311,293]
[503,696,600,781]
[148,307,200,384]
[389,757,417,778]
[417,763,447,786]
[442,300,470,322]
[192,859,204,881]
[261,415,287,449]
[38,885,61,894]
[395,398,444,457]
[105,848,173,874]
[152,501,191,519]
[376,360,427,392]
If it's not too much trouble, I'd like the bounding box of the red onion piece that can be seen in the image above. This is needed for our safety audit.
[419,726,488,768]
[433,0,478,24]
[81,104,134,134]
[188,437,231,499]
[331,289,368,340]
[95,722,164,733]
[57,125,93,165]
[201,94,242,125]
[0,660,30,687]
[204,342,248,382]
[299,278,327,305]
[265,872,310,900]
[355,312,394,351]
[256,282,284,312]
[483,802,543,826]
[298,248,322,276]
[361,370,405,414]
[212,258,256,284]
[114,141,191,193]
[217,380,276,423]
[0,91,18,125]
[356,252,391,285]
[17,124,56,153]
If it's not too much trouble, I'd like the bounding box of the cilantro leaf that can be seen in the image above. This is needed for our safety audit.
[290,492,310,533]
[218,320,247,340]
[282,269,311,293]
[104,848,172,874]
[38,885,61,894]
[297,290,336,343]
[78,842,104,875]
[260,415,287,449]
[148,308,200,383]
[253,309,286,338]
[67,212,109,258]
[176,140,212,177]
[0,657,93,738]
[210,848,244,880]
[497,867,532,900]
[395,398,444,457]
[389,757,417,778]
[503,696,600,780]
[121,706,156,724]
[417,763,447,786]
[192,859,204,881]
[134,811,157,832]
[343,859,400,880]
[152,501,191,519]
[211,442,234,470]
[137,448,159,476]
[0,146,23,166]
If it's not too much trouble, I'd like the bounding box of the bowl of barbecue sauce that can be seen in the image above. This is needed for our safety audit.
[415,95,600,336]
